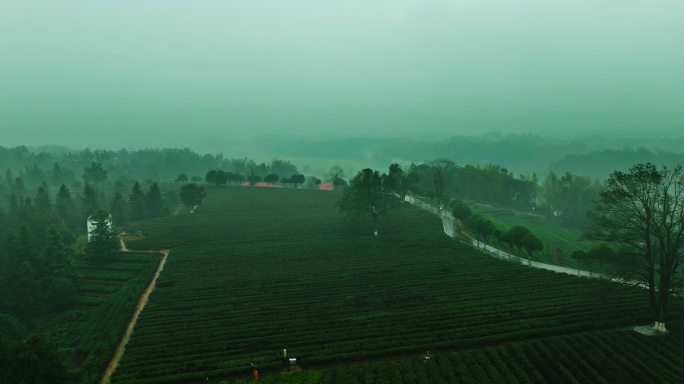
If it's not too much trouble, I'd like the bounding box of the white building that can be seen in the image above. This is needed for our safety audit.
[87,214,113,242]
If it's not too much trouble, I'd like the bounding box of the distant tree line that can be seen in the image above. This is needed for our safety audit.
[407,160,600,228]
[0,145,299,194]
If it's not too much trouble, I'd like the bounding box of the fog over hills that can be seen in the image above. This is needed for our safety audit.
[2,0,683,148]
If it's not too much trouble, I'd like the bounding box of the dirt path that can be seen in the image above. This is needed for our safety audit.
[100,239,170,384]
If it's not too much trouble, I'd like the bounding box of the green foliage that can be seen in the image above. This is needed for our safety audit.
[145,183,163,217]
[541,171,599,227]
[247,173,262,186]
[466,214,496,239]
[587,163,684,324]
[206,170,229,186]
[337,168,398,234]
[470,202,594,267]
[86,210,118,262]
[55,184,79,231]
[179,183,206,209]
[451,199,472,221]
[0,314,28,341]
[0,335,77,384]
[290,174,305,186]
[110,191,128,225]
[83,162,108,184]
[128,182,146,220]
[409,162,536,211]
[501,225,544,255]
[264,173,280,185]
[81,183,99,220]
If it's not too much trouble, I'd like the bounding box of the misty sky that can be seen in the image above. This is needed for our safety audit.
[1,0,683,148]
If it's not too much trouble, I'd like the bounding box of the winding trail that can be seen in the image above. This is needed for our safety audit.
[100,238,170,384]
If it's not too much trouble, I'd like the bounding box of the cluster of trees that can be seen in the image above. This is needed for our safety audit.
[539,171,600,227]
[0,171,171,324]
[205,170,244,186]
[0,146,302,185]
[337,164,414,235]
[0,182,84,322]
[451,199,543,256]
[409,160,538,211]
[407,160,599,228]
[203,169,308,188]
[0,159,183,380]
[571,244,618,272]
[0,335,76,383]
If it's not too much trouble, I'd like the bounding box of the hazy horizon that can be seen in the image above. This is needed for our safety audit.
[2,0,683,149]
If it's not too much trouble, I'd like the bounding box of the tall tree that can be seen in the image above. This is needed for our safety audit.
[55,184,78,231]
[145,183,163,217]
[179,183,206,213]
[110,191,128,224]
[587,163,684,332]
[82,162,108,184]
[264,174,279,185]
[327,165,346,184]
[451,199,473,221]
[128,182,146,220]
[247,172,262,186]
[86,210,118,262]
[34,185,51,211]
[337,168,397,236]
[81,184,99,221]
[290,174,305,188]
[42,226,76,310]
[429,159,454,206]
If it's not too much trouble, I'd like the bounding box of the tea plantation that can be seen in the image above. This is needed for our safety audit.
[227,328,684,384]
[112,187,684,383]
[40,252,160,383]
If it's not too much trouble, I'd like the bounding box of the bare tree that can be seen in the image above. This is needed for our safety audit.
[587,163,684,332]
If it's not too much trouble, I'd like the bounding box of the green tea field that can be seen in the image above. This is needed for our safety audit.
[227,328,684,384]
[109,187,684,383]
[38,252,160,383]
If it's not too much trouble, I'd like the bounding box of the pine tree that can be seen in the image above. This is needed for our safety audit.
[12,177,25,197]
[7,194,19,224]
[35,184,52,211]
[145,183,162,218]
[11,261,42,317]
[43,226,73,278]
[81,183,99,221]
[4,169,13,186]
[110,191,128,224]
[51,163,63,185]
[43,226,76,310]
[55,184,78,231]
[17,225,37,268]
[86,210,118,262]
[128,182,146,220]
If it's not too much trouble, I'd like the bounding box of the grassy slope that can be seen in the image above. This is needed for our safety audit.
[111,187,683,384]
[468,201,594,268]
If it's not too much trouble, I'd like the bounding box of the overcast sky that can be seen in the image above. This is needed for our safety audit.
[1,0,683,148]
